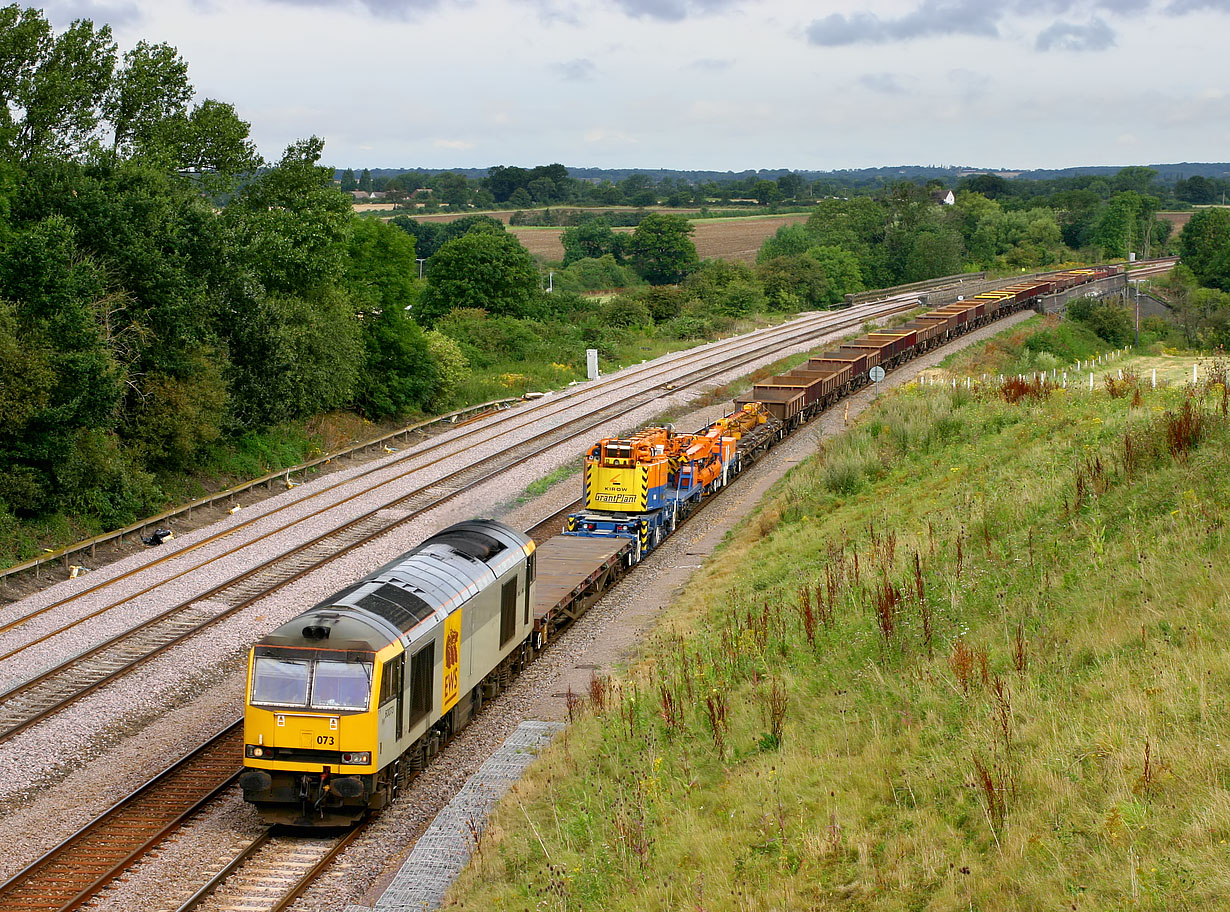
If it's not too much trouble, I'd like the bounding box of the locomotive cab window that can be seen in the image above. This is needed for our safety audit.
[251,657,310,707]
[310,660,373,711]
[500,579,517,646]
[379,655,403,707]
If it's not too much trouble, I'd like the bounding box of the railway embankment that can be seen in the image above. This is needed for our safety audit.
[447,332,1230,910]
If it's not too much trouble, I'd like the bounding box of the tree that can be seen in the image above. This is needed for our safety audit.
[358,167,372,192]
[777,173,805,200]
[176,99,259,175]
[226,287,362,426]
[431,171,472,209]
[104,40,191,161]
[486,164,530,202]
[224,136,352,296]
[527,177,556,203]
[561,217,625,266]
[757,223,815,262]
[756,255,829,310]
[803,245,864,303]
[1175,175,1217,205]
[2,13,120,163]
[418,231,539,323]
[627,213,697,285]
[959,173,1011,199]
[354,307,436,418]
[1111,166,1159,197]
[340,168,357,191]
[1179,208,1230,291]
[751,179,780,206]
[345,217,418,315]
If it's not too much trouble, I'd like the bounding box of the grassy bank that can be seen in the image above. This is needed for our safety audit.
[448,338,1230,910]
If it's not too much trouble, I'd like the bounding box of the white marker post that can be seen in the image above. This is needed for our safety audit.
[1089,373,1094,392]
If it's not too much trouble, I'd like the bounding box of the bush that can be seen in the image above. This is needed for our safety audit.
[716,280,766,317]
[556,255,639,293]
[55,429,163,529]
[424,330,470,410]
[600,296,652,328]
[821,435,879,495]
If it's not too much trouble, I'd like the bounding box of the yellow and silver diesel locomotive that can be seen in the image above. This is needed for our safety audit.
[238,520,536,826]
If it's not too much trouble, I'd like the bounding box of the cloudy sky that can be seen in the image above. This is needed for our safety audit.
[45,0,1230,172]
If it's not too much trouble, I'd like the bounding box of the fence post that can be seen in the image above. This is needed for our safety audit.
[1089,373,1094,392]
[1152,368,1156,388]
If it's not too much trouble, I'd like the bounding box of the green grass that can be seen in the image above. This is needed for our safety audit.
[938,313,1114,378]
[446,332,1230,910]
[519,461,581,503]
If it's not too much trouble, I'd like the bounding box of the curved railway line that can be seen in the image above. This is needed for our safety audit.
[0,299,928,746]
[0,723,242,912]
[0,268,1128,911]
[0,508,571,912]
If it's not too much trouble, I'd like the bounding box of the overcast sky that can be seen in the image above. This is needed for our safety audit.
[44,0,1230,172]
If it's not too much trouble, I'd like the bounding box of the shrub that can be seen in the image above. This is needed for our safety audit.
[600,296,652,328]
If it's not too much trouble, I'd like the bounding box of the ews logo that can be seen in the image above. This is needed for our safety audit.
[442,610,462,712]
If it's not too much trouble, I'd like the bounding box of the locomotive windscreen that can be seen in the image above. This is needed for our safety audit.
[356,584,437,633]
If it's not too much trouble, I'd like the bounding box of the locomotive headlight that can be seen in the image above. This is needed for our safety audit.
[341,751,371,765]
[245,745,272,759]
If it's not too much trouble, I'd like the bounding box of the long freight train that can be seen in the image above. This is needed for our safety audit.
[239,265,1119,825]
[562,265,1120,556]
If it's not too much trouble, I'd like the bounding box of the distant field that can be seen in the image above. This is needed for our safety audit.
[509,213,810,264]
[362,204,812,264]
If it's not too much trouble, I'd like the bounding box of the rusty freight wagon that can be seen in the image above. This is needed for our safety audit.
[781,365,848,410]
[735,386,806,427]
[752,373,830,417]
[900,319,942,350]
[841,330,913,371]
[860,329,918,368]
[808,349,870,385]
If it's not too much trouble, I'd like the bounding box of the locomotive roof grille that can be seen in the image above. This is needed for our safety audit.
[431,529,504,561]
[355,583,437,633]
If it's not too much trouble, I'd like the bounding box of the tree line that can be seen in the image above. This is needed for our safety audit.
[0,6,464,537]
[340,161,1228,214]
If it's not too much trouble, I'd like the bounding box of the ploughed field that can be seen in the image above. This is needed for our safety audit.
[509,213,810,264]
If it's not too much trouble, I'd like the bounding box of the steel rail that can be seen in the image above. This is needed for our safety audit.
[0,304,871,644]
[0,722,243,912]
[0,301,918,745]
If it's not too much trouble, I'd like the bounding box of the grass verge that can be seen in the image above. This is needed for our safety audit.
[445,336,1230,911]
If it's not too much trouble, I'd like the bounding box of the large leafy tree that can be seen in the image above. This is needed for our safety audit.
[418,230,540,323]
[1179,208,1230,292]
[561,217,625,266]
[627,213,697,285]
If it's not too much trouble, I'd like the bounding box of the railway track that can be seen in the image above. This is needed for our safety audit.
[0,723,242,912]
[0,300,924,745]
[174,826,368,912]
[0,502,582,912]
[0,303,892,646]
